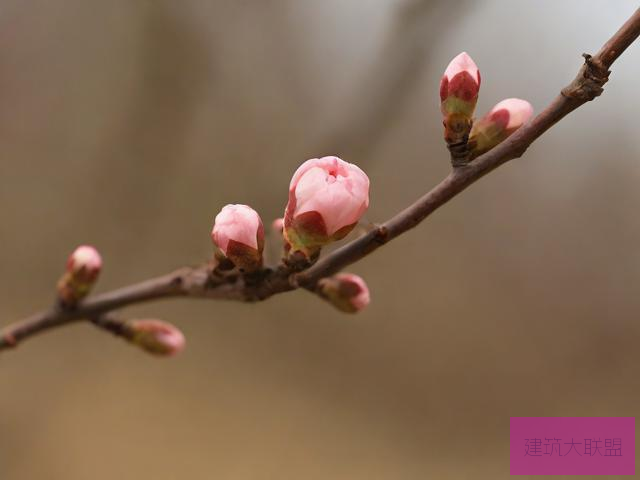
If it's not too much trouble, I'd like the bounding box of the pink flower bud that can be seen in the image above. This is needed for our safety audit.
[67,245,102,279]
[318,273,370,313]
[284,156,369,256]
[57,245,102,306]
[469,98,533,156]
[440,52,481,144]
[128,319,185,356]
[440,52,481,109]
[211,204,265,271]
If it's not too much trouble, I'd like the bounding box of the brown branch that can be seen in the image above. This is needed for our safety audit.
[2,8,639,352]
[296,8,640,286]
[0,265,294,349]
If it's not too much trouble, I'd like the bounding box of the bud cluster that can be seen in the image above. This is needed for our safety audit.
[211,155,370,269]
[440,52,533,162]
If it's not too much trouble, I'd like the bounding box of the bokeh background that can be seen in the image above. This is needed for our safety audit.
[1,1,639,479]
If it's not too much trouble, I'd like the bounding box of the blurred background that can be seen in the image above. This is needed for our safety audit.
[1,1,639,478]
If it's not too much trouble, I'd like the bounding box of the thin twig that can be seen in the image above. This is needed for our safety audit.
[2,8,639,351]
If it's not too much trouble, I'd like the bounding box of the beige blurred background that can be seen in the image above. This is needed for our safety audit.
[1,1,639,479]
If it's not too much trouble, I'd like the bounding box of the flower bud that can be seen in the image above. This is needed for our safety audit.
[469,98,533,156]
[128,319,185,356]
[318,273,370,313]
[57,245,102,306]
[440,52,481,144]
[284,156,369,257]
[211,204,265,271]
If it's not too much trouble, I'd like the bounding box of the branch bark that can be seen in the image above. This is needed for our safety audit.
[2,8,639,351]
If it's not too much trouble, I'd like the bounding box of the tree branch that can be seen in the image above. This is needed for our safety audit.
[296,8,640,286]
[2,8,639,352]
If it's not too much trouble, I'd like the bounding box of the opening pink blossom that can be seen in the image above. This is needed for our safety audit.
[285,156,369,243]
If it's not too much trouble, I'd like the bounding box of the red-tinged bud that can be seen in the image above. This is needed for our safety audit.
[469,98,533,156]
[284,156,369,258]
[128,319,185,356]
[57,245,102,306]
[440,52,481,145]
[318,273,370,313]
[211,204,265,272]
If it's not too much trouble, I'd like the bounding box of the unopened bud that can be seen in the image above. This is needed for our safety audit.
[128,319,185,356]
[318,273,370,313]
[440,52,481,145]
[211,204,265,272]
[57,245,102,306]
[469,98,533,156]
